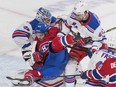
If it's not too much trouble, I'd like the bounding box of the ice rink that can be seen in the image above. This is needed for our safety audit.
[0,0,116,87]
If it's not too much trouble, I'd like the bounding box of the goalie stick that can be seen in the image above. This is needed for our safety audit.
[6,74,80,86]
[6,76,32,86]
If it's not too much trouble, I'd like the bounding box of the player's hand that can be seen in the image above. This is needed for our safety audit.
[22,50,32,61]
[77,38,87,46]
[21,43,33,61]
[76,37,92,46]
[24,70,43,82]
[80,71,88,79]
[33,52,43,62]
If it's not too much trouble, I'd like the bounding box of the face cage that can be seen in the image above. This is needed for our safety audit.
[72,12,84,20]
[36,13,51,25]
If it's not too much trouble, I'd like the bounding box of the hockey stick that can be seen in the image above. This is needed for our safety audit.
[67,45,89,52]
[68,26,116,51]
[106,27,116,33]
[58,18,116,52]
[6,76,32,86]
[42,74,80,78]
[6,74,80,80]
[6,74,81,86]
[58,18,89,52]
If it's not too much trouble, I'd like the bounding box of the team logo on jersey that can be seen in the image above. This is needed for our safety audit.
[39,41,49,55]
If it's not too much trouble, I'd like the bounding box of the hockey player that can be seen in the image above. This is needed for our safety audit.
[12,7,57,68]
[82,36,116,87]
[52,2,106,87]
[16,22,69,86]
[81,36,116,87]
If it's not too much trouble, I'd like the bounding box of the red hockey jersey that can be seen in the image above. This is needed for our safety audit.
[86,57,116,87]
[35,27,60,57]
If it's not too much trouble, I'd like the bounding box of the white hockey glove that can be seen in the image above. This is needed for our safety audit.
[21,44,35,66]
[22,50,32,61]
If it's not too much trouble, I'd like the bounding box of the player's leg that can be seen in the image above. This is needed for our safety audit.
[36,48,68,81]
[64,45,88,87]
[64,59,77,87]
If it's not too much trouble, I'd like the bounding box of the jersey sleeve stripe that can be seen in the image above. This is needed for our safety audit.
[92,69,102,80]
[22,43,31,49]
[12,30,30,38]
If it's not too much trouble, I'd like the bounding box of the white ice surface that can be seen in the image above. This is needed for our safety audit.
[0,0,116,87]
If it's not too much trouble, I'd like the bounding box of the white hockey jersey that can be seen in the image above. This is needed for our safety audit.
[85,48,116,87]
[88,49,116,70]
[60,11,105,49]
[12,17,57,50]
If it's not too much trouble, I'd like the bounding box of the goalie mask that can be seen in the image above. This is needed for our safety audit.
[36,7,52,25]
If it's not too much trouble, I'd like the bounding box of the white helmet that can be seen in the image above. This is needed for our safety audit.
[105,36,116,49]
[73,2,88,15]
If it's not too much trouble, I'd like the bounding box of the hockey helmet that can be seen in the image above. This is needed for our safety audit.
[34,23,49,34]
[73,2,88,15]
[36,7,52,25]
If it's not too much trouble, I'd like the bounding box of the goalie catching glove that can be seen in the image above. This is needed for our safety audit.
[22,50,32,61]
[21,43,36,67]
[21,43,32,61]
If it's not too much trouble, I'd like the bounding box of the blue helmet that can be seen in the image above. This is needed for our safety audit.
[35,7,52,25]
[34,23,49,34]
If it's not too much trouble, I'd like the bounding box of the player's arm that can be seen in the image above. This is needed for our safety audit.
[51,33,76,52]
[91,26,105,51]
[57,15,72,36]
[12,22,34,62]
[12,22,32,49]
[81,59,108,80]
[48,27,60,37]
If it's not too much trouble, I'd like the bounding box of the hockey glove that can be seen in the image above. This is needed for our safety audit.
[33,52,44,63]
[77,38,86,46]
[81,71,88,79]
[77,37,92,46]
[22,50,32,61]
[24,70,43,85]
[81,70,92,80]
[22,50,34,67]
